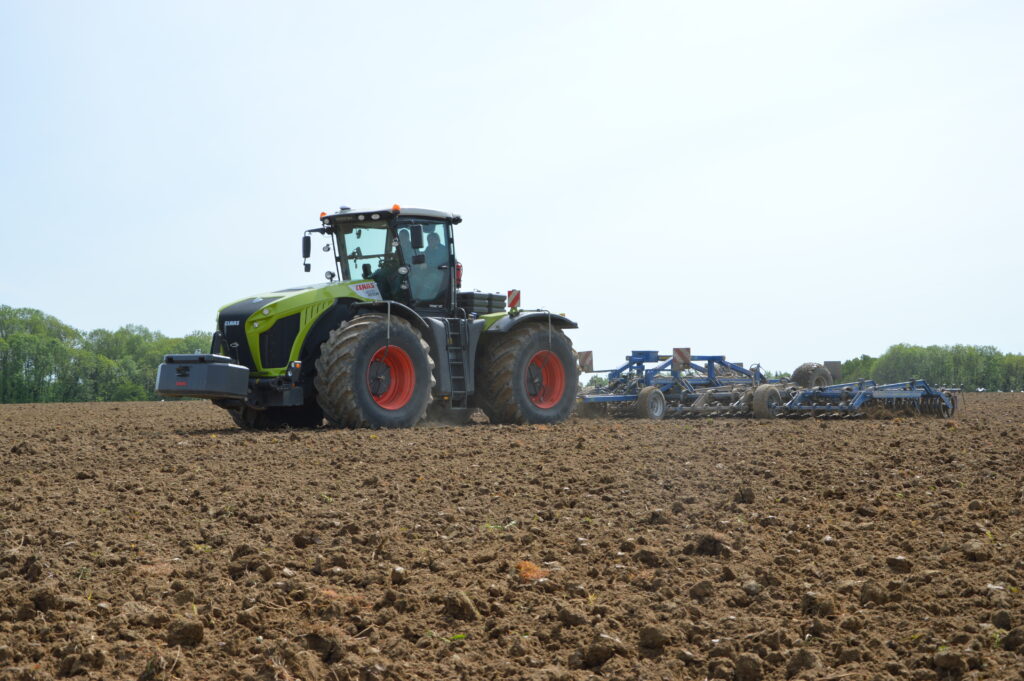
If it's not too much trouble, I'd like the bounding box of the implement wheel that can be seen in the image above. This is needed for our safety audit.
[635,386,667,420]
[476,323,578,425]
[938,391,957,418]
[752,384,785,419]
[792,362,832,388]
[314,314,434,428]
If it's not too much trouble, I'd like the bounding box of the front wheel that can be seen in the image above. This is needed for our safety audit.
[314,314,435,428]
[476,323,578,425]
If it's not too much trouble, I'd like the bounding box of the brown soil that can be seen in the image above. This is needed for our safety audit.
[1,394,1023,681]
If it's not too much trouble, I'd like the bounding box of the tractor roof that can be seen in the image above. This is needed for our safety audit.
[322,206,461,225]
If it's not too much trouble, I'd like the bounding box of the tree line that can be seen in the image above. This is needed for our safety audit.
[2,305,1022,403]
[841,344,1024,391]
[0,306,209,403]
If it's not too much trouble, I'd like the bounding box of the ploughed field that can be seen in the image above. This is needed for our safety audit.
[1,395,1023,681]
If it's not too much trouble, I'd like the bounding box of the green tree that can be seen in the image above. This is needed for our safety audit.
[841,354,877,382]
[0,305,210,403]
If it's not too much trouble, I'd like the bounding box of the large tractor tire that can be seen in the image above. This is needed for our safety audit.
[476,323,578,425]
[634,386,667,420]
[229,403,323,430]
[752,384,785,419]
[314,314,434,428]
[792,362,833,388]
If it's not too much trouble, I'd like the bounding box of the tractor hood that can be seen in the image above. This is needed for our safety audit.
[217,280,382,319]
[215,279,383,374]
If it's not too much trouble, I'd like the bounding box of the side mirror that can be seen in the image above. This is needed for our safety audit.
[304,263,311,272]
[302,235,311,259]
[362,263,373,279]
[410,224,424,250]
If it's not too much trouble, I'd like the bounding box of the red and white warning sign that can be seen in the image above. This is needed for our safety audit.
[577,350,594,373]
[507,289,521,309]
[671,347,691,372]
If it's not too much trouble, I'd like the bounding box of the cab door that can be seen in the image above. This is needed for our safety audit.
[397,220,454,310]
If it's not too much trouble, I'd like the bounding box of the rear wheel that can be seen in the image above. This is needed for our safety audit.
[752,384,785,419]
[792,362,832,388]
[314,314,434,428]
[476,323,577,424]
[635,386,667,420]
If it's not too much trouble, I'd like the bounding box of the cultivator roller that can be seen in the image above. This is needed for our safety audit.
[577,349,958,420]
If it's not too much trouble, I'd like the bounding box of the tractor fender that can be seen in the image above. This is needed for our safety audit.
[350,301,431,336]
[349,301,442,376]
[484,311,578,334]
[299,300,431,372]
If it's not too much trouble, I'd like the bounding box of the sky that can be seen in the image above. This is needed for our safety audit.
[1,0,1022,373]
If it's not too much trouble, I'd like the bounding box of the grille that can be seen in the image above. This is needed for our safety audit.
[222,323,255,368]
[217,296,281,369]
[259,314,300,369]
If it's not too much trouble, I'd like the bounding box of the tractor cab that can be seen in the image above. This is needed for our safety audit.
[306,206,462,315]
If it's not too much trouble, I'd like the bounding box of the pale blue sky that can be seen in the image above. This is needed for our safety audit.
[1,1,1021,372]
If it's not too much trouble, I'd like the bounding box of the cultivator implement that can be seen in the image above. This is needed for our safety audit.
[782,379,958,418]
[577,349,958,420]
[578,350,779,419]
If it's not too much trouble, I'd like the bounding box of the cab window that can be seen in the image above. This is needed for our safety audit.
[396,220,450,305]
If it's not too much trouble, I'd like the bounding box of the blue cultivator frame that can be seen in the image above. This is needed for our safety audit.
[578,350,959,419]
[783,379,958,418]
[579,350,776,417]
[582,351,769,401]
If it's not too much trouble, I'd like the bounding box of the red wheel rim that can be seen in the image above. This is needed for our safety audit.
[525,350,565,409]
[366,346,415,410]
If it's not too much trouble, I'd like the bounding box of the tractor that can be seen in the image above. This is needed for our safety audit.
[155,205,578,428]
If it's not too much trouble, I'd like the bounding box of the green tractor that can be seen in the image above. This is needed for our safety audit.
[155,205,579,428]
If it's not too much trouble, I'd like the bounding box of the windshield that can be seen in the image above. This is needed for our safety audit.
[338,221,390,280]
